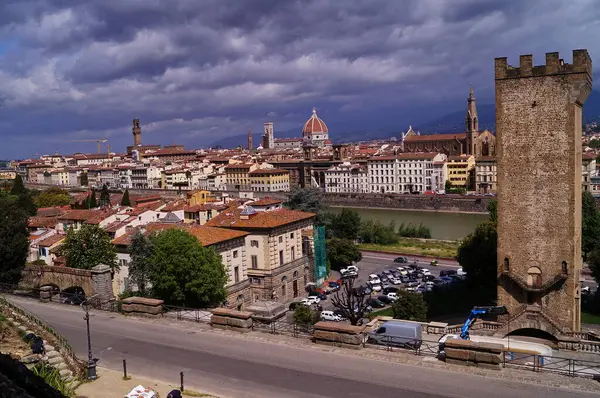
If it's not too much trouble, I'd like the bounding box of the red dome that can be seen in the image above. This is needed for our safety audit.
[302,108,328,137]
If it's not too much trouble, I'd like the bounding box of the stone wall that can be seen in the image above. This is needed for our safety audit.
[313,321,366,349]
[121,297,164,317]
[322,193,490,213]
[210,308,253,332]
[443,338,503,370]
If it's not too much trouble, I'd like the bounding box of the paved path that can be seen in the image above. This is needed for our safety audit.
[8,296,599,398]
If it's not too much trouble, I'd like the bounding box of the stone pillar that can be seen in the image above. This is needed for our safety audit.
[39,285,53,303]
[91,264,115,308]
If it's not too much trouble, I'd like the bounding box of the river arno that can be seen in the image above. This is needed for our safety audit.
[326,206,488,241]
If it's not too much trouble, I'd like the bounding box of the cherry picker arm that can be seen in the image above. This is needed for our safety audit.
[460,306,508,340]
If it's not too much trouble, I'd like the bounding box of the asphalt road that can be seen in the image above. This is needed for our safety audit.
[8,296,596,398]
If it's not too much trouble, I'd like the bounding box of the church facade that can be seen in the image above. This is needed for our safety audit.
[402,88,496,157]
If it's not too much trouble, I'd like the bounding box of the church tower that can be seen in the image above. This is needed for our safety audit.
[247,129,253,150]
[263,122,274,149]
[465,87,478,155]
[132,118,141,147]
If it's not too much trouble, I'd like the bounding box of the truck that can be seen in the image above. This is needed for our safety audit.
[367,320,422,349]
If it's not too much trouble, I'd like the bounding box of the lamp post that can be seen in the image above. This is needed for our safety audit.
[81,296,98,380]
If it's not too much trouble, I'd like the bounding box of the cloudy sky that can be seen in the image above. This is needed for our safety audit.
[0,0,599,158]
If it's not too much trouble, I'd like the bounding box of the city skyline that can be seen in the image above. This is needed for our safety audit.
[1,0,600,158]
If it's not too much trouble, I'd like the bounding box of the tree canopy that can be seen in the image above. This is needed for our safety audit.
[392,290,428,322]
[330,277,369,326]
[34,187,71,208]
[326,209,361,240]
[325,237,362,271]
[121,189,132,206]
[286,187,325,223]
[10,175,26,196]
[128,231,153,295]
[89,189,98,208]
[80,172,88,187]
[99,184,111,207]
[148,229,227,307]
[582,191,600,259]
[59,224,118,271]
[0,194,29,283]
[358,220,398,244]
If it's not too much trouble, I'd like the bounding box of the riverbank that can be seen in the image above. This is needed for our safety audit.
[359,238,460,259]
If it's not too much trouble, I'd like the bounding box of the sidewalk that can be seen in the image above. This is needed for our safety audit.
[75,367,219,398]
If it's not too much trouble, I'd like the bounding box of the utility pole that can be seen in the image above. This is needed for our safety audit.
[81,296,99,380]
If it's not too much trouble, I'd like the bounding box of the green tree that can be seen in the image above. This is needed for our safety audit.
[392,290,428,322]
[0,195,29,283]
[326,209,362,240]
[582,191,600,259]
[129,231,153,295]
[293,305,319,326]
[487,200,498,225]
[358,220,398,245]
[456,221,497,302]
[10,175,26,196]
[587,247,600,285]
[444,180,452,192]
[121,189,132,206]
[148,229,227,307]
[89,189,97,208]
[80,172,88,187]
[59,224,118,271]
[326,237,362,271]
[286,187,325,223]
[34,187,71,208]
[99,184,111,207]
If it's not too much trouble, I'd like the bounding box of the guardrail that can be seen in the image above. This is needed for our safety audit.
[502,351,600,378]
[162,305,212,323]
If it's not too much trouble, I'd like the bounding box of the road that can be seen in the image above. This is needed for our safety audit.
[8,296,595,398]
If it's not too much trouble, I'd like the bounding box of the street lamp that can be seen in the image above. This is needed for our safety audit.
[81,295,99,380]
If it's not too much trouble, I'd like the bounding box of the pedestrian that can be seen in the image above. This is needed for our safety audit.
[167,390,182,398]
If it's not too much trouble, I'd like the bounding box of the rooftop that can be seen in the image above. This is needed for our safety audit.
[145,223,249,246]
[205,205,315,229]
[404,133,467,142]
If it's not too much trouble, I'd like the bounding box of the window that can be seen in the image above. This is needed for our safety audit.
[233,250,238,258]
[234,266,240,283]
[251,255,258,269]
[124,277,129,291]
[562,261,568,275]
[279,236,283,243]
[503,258,510,272]
[290,233,294,239]
[279,250,284,265]
[251,240,259,247]
[290,246,295,260]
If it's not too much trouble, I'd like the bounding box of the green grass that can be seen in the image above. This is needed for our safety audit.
[368,307,394,320]
[359,237,459,259]
[582,311,600,325]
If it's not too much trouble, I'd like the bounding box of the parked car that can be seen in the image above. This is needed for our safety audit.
[383,286,399,295]
[341,270,358,278]
[396,267,408,276]
[341,265,359,274]
[394,256,408,263]
[367,321,422,349]
[368,274,381,285]
[422,274,436,282]
[390,277,403,285]
[406,280,420,287]
[439,269,457,277]
[379,274,389,283]
[387,292,398,301]
[333,309,348,320]
[367,298,386,308]
[382,269,394,275]
[327,281,341,291]
[320,310,343,322]
[370,283,382,292]
[439,276,454,284]
[457,268,467,277]
[377,295,393,304]
[308,291,327,300]
[301,296,320,306]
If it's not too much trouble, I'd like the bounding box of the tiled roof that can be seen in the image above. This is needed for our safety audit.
[28,217,59,228]
[404,133,467,141]
[36,206,68,217]
[161,200,186,212]
[145,223,248,246]
[184,203,227,212]
[85,209,117,225]
[105,221,130,233]
[38,234,65,247]
[248,168,289,175]
[58,209,98,221]
[128,201,164,215]
[225,163,254,169]
[397,153,439,160]
[249,198,283,206]
[205,205,315,229]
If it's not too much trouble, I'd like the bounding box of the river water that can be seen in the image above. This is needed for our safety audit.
[326,206,488,241]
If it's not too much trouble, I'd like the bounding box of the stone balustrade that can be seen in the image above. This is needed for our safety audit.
[313,322,366,349]
[575,340,600,353]
[121,297,164,317]
[443,338,503,370]
[211,308,253,332]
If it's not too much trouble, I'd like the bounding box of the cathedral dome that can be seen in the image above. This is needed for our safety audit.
[302,108,328,137]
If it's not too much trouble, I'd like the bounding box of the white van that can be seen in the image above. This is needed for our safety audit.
[368,274,381,285]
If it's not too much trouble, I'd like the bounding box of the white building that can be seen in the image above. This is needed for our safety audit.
[368,153,447,194]
[324,162,368,193]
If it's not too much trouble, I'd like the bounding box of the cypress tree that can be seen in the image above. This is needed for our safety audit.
[89,189,97,208]
[121,189,131,206]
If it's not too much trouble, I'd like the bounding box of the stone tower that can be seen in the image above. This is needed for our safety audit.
[263,122,274,149]
[465,87,478,155]
[247,129,253,150]
[132,118,141,147]
[495,50,592,336]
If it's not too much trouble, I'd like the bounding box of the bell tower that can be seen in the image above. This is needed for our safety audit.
[465,87,478,155]
[132,118,141,147]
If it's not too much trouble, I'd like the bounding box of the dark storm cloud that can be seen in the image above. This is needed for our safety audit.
[0,0,598,158]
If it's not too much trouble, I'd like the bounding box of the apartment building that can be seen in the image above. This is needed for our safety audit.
[447,155,475,189]
[368,153,447,194]
[248,168,291,192]
[324,163,368,193]
[225,163,258,191]
[475,156,497,193]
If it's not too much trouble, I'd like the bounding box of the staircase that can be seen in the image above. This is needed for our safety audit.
[499,271,567,293]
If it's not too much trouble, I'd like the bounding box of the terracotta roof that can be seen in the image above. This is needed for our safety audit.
[111,228,138,246]
[396,153,439,160]
[105,221,130,233]
[129,201,163,215]
[249,198,283,206]
[404,133,467,142]
[205,205,315,229]
[225,163,254,169]
[58,209,98,221]
[248,168,289,175]
[85,209,117,225]
[28,217,59,228]
[145,223,248,246]
[302,108,328,136]
[36,207,68,217]
[38,234,65,247]
[368,156,399,161]
[184,203,227,212]
[161,200,186,212]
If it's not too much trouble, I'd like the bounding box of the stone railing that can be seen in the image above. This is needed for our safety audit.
[443,338,503,370]
[313,321,366,349]
[211,308,253,332]
[121,297,164,318]
[578,340,600,353]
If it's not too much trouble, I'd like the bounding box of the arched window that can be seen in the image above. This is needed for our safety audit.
[503,258,510,272]
[293,271,299,279]
[562,261,568,275]
[527,266,542,289]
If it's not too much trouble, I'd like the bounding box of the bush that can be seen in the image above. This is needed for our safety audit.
[392,290,428,321]
[358,220,398,245]
[30,362,76,397]
[397,222,431,239]
[293,305,319,326]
